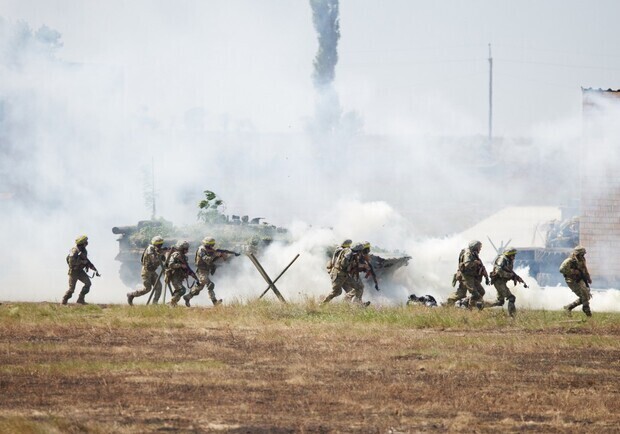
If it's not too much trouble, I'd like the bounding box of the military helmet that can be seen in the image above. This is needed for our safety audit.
[176,240,190,250]
[352,243,364,252]
[151,236,164,246]
[362,241,371,250]
[202,237,216,246]
[468,240,482,250]
[574,245,587,255]
[341,239,352,248]
[503,247,517,256]
[75,235,88,246]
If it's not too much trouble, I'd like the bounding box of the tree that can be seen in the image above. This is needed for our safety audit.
[197,190,226,224]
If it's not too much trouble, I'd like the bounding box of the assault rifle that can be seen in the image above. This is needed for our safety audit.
[216,248,241,257]
[85,258,101,277]
[511,272,529,288]
[359,254,380,291]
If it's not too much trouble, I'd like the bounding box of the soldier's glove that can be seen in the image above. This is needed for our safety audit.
[95,271,101,277]
[523,283,529,288]
[375,284,380,291]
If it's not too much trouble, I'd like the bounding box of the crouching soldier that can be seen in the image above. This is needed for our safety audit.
[166,241,193,307]
[127,236,166,305]
[183,237,225,307]
[63,235,99,305]
[560,245,593,317]
[488,247,528,317]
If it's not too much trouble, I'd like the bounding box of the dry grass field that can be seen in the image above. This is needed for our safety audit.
[0,301,619,433]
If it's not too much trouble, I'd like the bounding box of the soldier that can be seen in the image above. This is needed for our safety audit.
[488,247,528,316]
[326,239,352,273]
[127,236,166,306]
[63,235,99,305]
[345,241,378,305]
[166,241,194,307]
[183,237,226,307]
[454,240,489,309]
[559,245,593,317]
[322,241,359,304]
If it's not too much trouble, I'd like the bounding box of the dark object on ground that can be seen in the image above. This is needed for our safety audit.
[407,294,438,307]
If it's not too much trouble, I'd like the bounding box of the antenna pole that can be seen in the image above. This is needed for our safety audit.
[488,43,493,142]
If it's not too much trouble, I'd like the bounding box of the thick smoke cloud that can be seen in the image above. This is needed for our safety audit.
[0,12,618,312]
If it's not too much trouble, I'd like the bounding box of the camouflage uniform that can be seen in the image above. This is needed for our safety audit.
[345,242,377,304]
[184,241,224,306]
[453,241,488,309]
[447,249,468,305]
[323,246,357,303]
[127,239,165,305]
[166,243,190,306]
[559,246,592,317]
[63,236,98,305]
[489,249,522,316]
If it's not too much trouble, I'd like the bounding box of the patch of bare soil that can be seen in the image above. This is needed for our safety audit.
[0,306,619,433]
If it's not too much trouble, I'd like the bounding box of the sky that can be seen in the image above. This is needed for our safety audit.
[2,0,620,307]
[2,0,620,136]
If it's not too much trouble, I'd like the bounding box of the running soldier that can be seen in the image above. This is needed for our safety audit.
[559,245,593,317]
[127,236,166,306]
[183,237,226,307]
[345,241,379,305]
[326,239,352,274]
[452,240,489,309]
[62,235,99,305]
[166,241,196,307]
[322,241,360,304]
[488,247,528,316]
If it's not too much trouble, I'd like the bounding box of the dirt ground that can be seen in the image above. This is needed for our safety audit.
[1,303,619,433]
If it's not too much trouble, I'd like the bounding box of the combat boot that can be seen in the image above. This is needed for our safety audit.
[127,293,134,306]
[61,295,70,305]
[183,294,192,307]
[76,296,88,305]
[507,301,516,317]
[213,299,223,306]
[563,301,579,316]
[583,305,592,317]
[363,301,371,308]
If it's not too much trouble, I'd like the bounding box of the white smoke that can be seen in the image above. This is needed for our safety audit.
[1,12,619,313]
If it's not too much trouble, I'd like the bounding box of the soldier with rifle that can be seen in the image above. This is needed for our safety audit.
[559,245,593,317]
[166,241,197,307]
[488,247,528,316]
[345,241,379,305]
[127,236,167,306]
[183,237,239,307]
[62,235,100,305]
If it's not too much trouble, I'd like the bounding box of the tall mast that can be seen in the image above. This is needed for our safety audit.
[488,43,493,142]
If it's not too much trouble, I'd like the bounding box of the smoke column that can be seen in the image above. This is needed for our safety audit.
[308,0,344,137]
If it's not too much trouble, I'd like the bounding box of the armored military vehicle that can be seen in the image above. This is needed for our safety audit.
[511,218,579,286]
[112,216,289,287]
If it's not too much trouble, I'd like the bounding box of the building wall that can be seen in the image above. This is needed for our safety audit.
[580,89,620,284]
